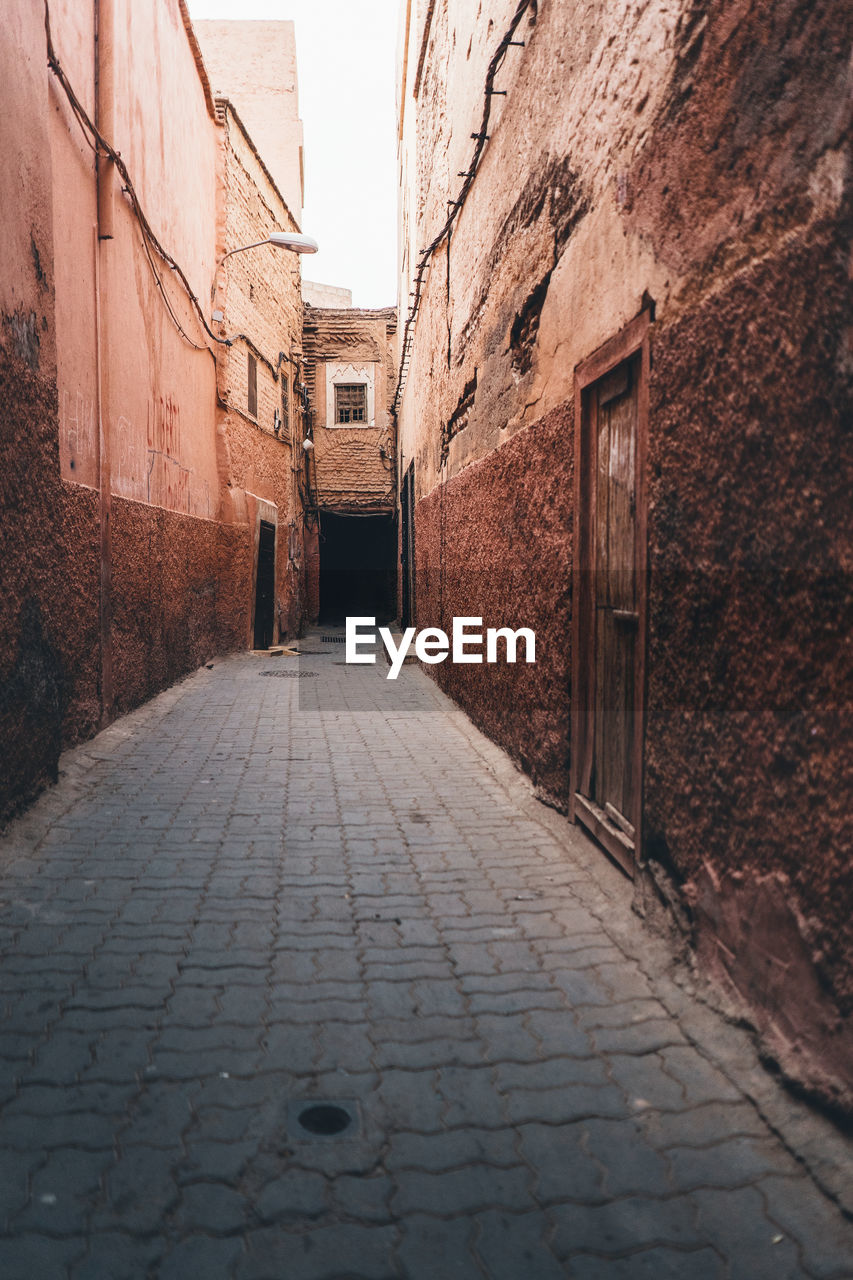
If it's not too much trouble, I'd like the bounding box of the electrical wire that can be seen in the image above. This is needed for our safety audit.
[44,0,224,353]
[392,0,535,419]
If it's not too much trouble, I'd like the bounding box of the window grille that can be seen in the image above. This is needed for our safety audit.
[281,376,290,436]
[248,353,258,418]
[335,383,367,424]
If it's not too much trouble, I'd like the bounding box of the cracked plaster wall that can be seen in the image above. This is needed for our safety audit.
[397,0,853,1110]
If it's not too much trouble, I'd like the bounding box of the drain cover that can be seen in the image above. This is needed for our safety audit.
[288,1099,360,1141]
[259,670,319,678]
[298,1104,350,1135]
[321,636,347,643]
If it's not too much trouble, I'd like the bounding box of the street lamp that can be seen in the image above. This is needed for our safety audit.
[218,232,319,267]
[211,232,319,317]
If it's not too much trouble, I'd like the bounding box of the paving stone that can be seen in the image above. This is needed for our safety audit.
[666,1136,801,1190]
[16,1146,111,1235]
[253,1172,326,1218]
[468,987,568,1016]
[546,967,614,1008]
[95,1146,182,1233]
[659,1046,742,1106]
[29,1031,95,1084]
[172,1182,249,1234]
[386,1127,519,1172]
[636,1101,770,1149]
[517,1122,603,1203]
[179,1139,257,1185]
[525,1009,595,1058]
[690,1186,804,1278]
[316,1022,375,1073]
[157,1235,243,1280]
[0,1111,117,1151]
[331,1172,395,1223]
[0,1234,87,1280]
[396,1212,485,1279]
[759,1174,853,1277]
[565,1246,725,1278]
[605,1052,688,1112]
[370,1014,476,1047]
[474,1208,566,1279]
[375,1070,445,1132]
[117,1082,197,1148]
[70,1232,165,1280]
[0,1147,42,1227]
[0,650,851,1275]
[549,1194,702,1257]
[474,1012,540,1063]
[582,1118,673,1198]
[506,1082,629,1126]
[496,1056,609,1093]
[591,1018,687,1055]
[237,1223,397,1280]
[578,999,671,1030]
[437,1066,508,1127]
[392,1164,534,1217]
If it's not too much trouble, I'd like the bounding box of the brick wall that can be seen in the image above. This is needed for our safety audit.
[215,101,307,639]
[302,306,397,512]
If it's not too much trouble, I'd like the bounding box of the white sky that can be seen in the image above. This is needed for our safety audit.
[187,0,400,308]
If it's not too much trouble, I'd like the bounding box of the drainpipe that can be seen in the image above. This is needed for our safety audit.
[96,0,115,240]
[94,0,114,724]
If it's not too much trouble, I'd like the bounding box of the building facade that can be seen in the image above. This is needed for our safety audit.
[1,0,308,819]
[213,99,307,646]
[194,19,305,227]
[302,306,398,624]
[396,0,852,1111]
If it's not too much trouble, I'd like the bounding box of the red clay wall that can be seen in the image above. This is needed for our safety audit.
[109,501,252,716]
[400,0,852,1112]
[414,400,574,802]
[0,351,254,823]
[413,218,852,1111]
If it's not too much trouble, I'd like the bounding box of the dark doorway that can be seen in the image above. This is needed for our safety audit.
[571,313,649,877]
[319,513,396,625]
[253,520,276,649]
[400,463,416,628]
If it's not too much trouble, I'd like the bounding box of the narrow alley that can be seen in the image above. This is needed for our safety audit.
[0,645,851,1279]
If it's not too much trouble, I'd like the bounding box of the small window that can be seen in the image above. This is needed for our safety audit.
[281,376,290,436]
[335,383,367,424]
[247,353,258,418]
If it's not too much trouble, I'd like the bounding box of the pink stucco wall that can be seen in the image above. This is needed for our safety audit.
[1,0,303,820]
[49,0,219,514]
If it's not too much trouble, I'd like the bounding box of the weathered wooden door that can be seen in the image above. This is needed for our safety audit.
[253,520,276,650]
[572,314,649,875]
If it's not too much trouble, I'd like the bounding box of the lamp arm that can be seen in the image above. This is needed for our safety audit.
[216,240,273,268]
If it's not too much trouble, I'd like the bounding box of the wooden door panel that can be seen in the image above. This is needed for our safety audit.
[571,313,649,878]
[594,359,638,826]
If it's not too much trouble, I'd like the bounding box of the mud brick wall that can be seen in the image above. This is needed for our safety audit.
[400,0,853,1109]
[215,101,306,639]
[302,307,397,511]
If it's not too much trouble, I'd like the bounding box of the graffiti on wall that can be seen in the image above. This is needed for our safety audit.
[60,386,97,486]
[61,386,211,518]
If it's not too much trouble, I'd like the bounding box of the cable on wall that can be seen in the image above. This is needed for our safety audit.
[392,0,536,421]
[44,0,224,354]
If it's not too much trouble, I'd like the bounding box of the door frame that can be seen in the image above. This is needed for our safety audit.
[570,310,650,876]
[400,461,416,628]
[250,506,279,650]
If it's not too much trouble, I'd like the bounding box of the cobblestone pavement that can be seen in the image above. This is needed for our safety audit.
[1,639,852,1279]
